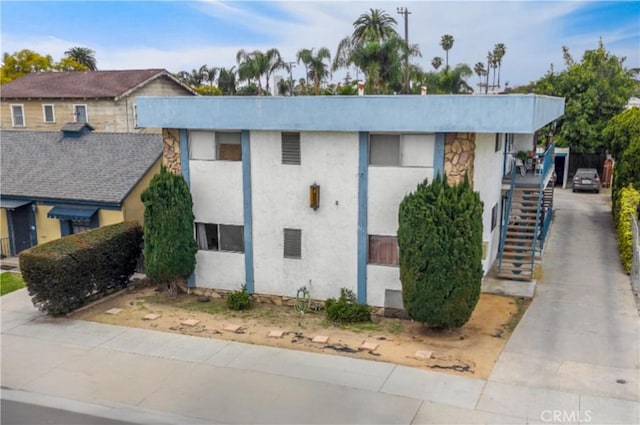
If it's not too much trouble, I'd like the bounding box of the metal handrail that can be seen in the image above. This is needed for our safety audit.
[531,145,555,266]
[498,157,518,270]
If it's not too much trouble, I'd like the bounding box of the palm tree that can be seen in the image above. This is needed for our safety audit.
[439,64,473,94]
[485,51,494,93]
[431,56,443,71]
[440,35,454,70]
[64,47,97,71]
[217,67,237,95]
[474,62,487,88]
[352,9,398,45]
[301,48,331,95]
[201,65,218,87]
[492,43,507,88]
[296,48,312,86]
[351,35,408,94]
[262,48,286,95]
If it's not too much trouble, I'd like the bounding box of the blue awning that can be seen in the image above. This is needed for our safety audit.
[47,206,97,220]
[0,199,31,210]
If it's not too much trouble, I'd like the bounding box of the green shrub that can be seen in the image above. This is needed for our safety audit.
[19,222,142,316]
[398,174,483,329]
[612,135,640,217]
[615,185,640,273]
[325,288,371,323]
[142,166,197,294]
[227,285,252,311]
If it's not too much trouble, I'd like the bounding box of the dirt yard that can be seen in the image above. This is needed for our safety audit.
[72,283,529,379]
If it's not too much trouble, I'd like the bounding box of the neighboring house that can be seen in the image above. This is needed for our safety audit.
[0,69,196,133]
[0,124,161,257]
[137,94,564,309]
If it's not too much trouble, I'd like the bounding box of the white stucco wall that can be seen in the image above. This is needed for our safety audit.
[367,134,435,307]
[190,150,246,290]
[251,131,359,301]
[473,133,507,273]
[513,134,534,153]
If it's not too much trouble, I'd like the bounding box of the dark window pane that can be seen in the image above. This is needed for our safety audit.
[220,224,244,252]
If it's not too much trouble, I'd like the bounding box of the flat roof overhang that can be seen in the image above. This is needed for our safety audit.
[137,94,565,134]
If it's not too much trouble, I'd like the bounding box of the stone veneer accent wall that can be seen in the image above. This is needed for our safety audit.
[444,132,476,186]
[162,128,181,174]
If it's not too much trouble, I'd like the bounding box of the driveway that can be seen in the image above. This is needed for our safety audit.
[484,188,640,422]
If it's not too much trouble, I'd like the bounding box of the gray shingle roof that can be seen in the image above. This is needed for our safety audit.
[0,130,162,204]
[0,69,193,99]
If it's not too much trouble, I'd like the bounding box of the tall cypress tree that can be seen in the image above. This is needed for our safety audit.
[141,166,197,295]
[398,174,483,328]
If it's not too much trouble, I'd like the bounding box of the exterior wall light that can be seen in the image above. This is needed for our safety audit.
[310,183,320,210]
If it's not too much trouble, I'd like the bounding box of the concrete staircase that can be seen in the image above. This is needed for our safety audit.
[497,187,540,281]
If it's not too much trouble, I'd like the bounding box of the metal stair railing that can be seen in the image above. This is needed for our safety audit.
[498,157,518,271]
[531,145,555,268]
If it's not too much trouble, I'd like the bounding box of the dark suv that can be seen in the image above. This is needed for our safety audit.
[572,168,601,193]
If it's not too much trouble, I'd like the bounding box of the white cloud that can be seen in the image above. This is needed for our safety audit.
[2,1,637,88]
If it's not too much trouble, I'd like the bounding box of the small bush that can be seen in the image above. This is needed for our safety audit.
[20,222,142,316]
[325,288,371,323]
[615,185,640,273]
[227,285,252,311]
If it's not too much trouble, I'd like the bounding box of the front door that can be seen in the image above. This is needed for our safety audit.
[9,205,32,255]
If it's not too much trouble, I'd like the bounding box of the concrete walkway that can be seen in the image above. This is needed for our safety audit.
[2,189,639,424]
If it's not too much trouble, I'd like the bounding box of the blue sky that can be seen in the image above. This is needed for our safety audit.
[1,1,638,89]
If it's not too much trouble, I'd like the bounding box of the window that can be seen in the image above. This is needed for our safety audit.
[283,228,302,259]
[190,131,215,160]
[70,219,92,234]
[370,134,401,166]
[495,133,502,152]
[189,131,242,161]
[73,104,88,123]
[368,235,399,266]
[11,105,24,127]
[506,133,515,153]
[132,104,138,128]
[43,104,55,123]
[491,203,498,231]
[282,132,301,165]
[195,223,244,253]
[216,132,242,161]
[369,134,433,167]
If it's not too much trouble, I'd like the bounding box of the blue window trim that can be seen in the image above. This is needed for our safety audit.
[357,131,369,304]
[242,130,255,294]
[434,133,445,178]
[179,128,196,288]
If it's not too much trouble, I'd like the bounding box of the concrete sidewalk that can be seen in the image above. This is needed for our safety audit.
[1,191,638,424]
[2,283,638,425]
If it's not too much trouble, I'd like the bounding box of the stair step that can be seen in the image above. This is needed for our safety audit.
[507,225,537,231]
[503,245,534,252]
[508,218,537,224]
[496,272,533,281]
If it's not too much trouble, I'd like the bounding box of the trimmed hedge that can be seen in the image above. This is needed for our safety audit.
[615,185,640,273]
[398,174,484,329]
[19,221,142,316]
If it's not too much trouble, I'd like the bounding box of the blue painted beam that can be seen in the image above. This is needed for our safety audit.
[241,130,255,294]
[357,132,369,305]
[138,95,565,134]
[434,133,445,179]
[179,129,196,288]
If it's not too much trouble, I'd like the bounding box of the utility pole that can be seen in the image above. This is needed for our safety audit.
[287,61,296,96]
[397,7,411,94]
